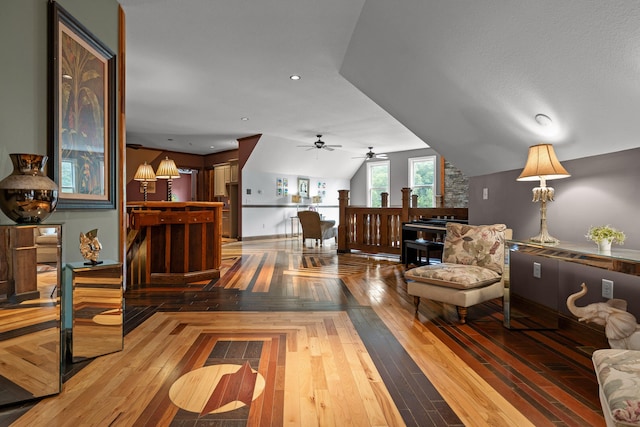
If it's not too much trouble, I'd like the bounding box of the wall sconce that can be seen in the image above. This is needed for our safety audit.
[133,161,156,201]
[155,156,180,201]
[517,143,570,244]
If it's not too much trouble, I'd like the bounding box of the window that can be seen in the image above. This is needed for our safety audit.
[60,159,77,193]
[409,156,436,207]
[367,161,389,207]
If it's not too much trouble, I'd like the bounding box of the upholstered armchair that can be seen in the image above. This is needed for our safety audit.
[298,210,337,246]
[404,223,511,323]
[34,227,59,264]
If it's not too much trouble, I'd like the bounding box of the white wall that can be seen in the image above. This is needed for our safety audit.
[241,170,347,238]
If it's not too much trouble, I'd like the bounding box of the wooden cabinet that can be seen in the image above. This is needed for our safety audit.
[214,164,230,196]
[230,159,239,183]
[0,225,45,302]
[222,210,230,237]
[0,224,62,405]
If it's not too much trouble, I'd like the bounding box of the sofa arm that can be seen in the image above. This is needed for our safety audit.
[593,349,640,426]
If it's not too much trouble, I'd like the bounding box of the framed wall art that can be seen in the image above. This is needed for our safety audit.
[298,178,310,198]
[48,1,116,209]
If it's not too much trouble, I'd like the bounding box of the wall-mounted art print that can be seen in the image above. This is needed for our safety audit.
[49,2,116,209]
[317,181,327,197]
[298,178,310,198]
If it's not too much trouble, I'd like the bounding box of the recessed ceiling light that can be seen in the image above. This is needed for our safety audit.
[210,145,215,149]
[289,74,301,80]
[535,114,552,126]
[240,117,249,121]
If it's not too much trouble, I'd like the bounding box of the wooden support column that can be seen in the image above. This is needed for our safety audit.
[401,187,411,223]
[381,192,389,208]
[337,190,350,253]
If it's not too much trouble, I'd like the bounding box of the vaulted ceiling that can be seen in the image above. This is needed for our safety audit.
[120,0,640,178]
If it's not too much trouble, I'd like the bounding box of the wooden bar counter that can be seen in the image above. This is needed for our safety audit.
[126,202,223,286]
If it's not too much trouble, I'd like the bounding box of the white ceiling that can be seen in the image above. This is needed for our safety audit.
[120,0,640,179]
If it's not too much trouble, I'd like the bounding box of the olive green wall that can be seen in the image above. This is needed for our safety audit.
[0,0,120,263]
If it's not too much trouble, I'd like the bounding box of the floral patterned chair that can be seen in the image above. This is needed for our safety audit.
[404,223,511,323]
[592,349,640,426]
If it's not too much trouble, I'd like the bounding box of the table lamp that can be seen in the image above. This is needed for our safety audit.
[517,143,570,244]
[133,161,156,201]
[155,156,180,201]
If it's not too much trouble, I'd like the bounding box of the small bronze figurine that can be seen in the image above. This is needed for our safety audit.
[80,228,103,265]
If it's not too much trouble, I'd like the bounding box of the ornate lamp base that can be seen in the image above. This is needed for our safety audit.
[529,231,559,245]
[530,186,559,245]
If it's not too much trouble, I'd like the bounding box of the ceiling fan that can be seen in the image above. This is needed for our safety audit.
[297,135,342,151]
[353,147,388,160]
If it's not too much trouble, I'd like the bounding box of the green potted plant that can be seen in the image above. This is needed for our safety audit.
[585,225,625,252]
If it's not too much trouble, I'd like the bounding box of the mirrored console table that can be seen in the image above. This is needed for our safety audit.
[63,260,123,363]
[505,239,640,330]
[0,224,62,405]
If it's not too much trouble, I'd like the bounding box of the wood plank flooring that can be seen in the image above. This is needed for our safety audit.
[2,237,607,426]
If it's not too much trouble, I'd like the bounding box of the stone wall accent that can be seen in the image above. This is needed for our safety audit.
[444,160,469,207]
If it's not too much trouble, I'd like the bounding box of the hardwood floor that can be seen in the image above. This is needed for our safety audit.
[2,237,606,426]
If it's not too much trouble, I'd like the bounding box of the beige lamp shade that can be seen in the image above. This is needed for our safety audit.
[133,162,157,182]
[517,144,570,181]
[155,157,180,179]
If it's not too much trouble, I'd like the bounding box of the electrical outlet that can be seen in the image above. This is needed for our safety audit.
[482,188,489,200]
[602,279,614,299]
[533,262,541,278]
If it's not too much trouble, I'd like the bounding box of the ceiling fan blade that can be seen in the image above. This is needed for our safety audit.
[376,154,388,158]
[324,146,335,151]
[325,145,342,148]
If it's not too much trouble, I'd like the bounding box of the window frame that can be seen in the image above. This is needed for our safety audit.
[408,155,437,207]
[367,160,390,207]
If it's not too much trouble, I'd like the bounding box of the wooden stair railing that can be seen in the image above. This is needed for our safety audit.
[337,188,468,255]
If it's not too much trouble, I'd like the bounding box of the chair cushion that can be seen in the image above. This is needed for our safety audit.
[405,263,501,290]
[442,223,507,274]
[593,349,640,426]
[40,227,57,236]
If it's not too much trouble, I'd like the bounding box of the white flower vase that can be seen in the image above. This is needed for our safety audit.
[597,239,612,254]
